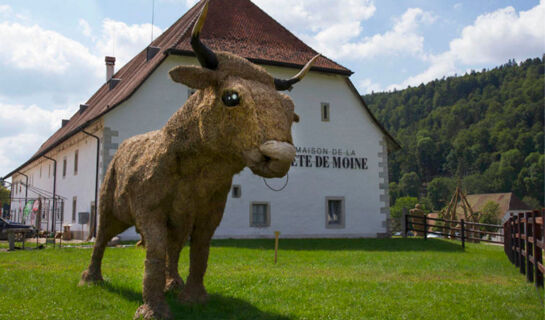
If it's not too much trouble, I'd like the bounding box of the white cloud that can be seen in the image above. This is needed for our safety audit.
[450,3,545,65]
[0,102,75,136]
[390,1,545,90]
[0,102,77,176]
[0,22,101,75]
[336,8,435,60]
[79,19,93,38]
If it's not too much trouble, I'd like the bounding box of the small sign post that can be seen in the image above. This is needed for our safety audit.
[274,231,280,264]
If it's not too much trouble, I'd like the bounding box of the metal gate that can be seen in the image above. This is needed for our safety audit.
[9,197,65,234]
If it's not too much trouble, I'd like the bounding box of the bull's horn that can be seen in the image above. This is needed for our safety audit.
[191,0,218,70]
[274,54,320,91]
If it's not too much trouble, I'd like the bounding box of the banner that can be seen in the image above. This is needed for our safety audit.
[32,199,40,212]
[23,200,34,218]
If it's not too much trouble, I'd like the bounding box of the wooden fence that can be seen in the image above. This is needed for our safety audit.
[403,214,504,248]
[503,210,544,288]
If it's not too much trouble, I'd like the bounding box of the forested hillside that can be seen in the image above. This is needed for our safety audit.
[364,56,544,210]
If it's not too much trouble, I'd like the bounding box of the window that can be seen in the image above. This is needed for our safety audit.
[74,150,79,175]
[72,196,77,222]
[325,197,344,228]
[321,102,330,122]
[39,166,42,178]
[250,202,270,227]
[62,157,67,178]
[57,201,63,221]
[232,185,241,198]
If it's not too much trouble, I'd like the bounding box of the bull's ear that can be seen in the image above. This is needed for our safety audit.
[169,65,217,89]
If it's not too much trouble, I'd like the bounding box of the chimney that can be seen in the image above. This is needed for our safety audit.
[79,104,88,114]
[105,56,116,82]
[62,119,69,127]
[146,46,160,61]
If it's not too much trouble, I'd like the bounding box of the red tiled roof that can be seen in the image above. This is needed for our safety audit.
[4,0,357,178]
[168,0,351,74]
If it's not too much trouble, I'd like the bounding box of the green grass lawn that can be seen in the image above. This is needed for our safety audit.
[0,238,542,319]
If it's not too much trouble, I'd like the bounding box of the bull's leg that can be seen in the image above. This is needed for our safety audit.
[79,215,128,285]
[179,196,226,304]
[179,225,214,304]
[134,222,171,320]
[164,226,190,293]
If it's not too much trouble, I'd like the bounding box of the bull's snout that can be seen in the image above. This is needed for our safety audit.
[244,141,296,178]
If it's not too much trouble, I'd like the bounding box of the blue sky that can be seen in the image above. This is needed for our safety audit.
[0,0,544,176]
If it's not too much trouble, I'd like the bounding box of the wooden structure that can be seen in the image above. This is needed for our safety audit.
[503,210,544,288]
[440,183,479,239]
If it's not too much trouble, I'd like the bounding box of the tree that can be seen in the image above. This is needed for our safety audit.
[364,56,544,204]
[399,172,420,197]
[0,185,10,205]
[522,196,541,210]
[0,184,10,218]
[479,201,501,232]
[389,182,400,206]
[426,177,455,210]
[390,197,419,220]
[516,153,544,205]
[416,136,437,181]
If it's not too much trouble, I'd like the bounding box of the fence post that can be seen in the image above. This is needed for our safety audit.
[403,209,408,238]
[423,215,427,240]
[519,213,525,275]
[526,212,533,282]
[514,214,520,267]
[535,210,544,288]
[510,215,515,264]
[510,217,515,263]
[461,219,465,249]
[402,209,407,238]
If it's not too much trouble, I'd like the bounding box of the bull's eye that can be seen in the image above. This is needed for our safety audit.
[221,91,240,107]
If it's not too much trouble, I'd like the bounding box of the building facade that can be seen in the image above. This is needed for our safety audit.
[4,0,399,240]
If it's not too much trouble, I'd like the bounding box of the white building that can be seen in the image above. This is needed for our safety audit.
[4,0,399,240]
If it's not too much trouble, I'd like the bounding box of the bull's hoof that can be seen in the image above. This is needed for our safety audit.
[164,277,184,293]
[78,269,103,286]
[134,303,171,320]
[178,286,208,304]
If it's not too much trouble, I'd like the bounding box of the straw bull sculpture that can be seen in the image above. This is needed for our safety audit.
[79,2,318,319]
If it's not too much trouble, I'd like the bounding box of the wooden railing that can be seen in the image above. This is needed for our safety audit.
[503,210,544,288]
[403,214,504,248]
